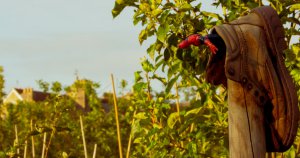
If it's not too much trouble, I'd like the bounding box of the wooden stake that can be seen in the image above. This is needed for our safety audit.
[92,144,97,158]
[126,111,136,158]
[41,133,47,158]
[110,74,123,158]
[14,125,20,158]
[80,116,88,158]
[228,80,266,157]
[30,120,35,158]
[23,140,27,158]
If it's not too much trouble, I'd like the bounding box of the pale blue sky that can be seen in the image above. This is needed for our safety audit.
[0,0,151,93]
[1,1,296,94]
[0,1,219,94]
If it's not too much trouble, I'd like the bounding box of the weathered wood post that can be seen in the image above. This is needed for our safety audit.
[178,5,298,158]
[111,74,123,158]
[228,80,266,157]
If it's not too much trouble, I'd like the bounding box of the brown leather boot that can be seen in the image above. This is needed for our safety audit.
[206,6,299,152]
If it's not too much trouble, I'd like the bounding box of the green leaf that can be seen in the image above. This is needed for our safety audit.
[184,107,203,118]
[147,44,156,60]
[157,24,170,42]
[287,146,296,158]
[234,0,239,6]
[134,112,148,119]
[133,137,143,144]
[112,2,125,18]
[116,0,125,5]
[133,82,147,92]
[164,48,171,61]
[62,152,69,158]
[179,3,192,12]
[167,62,181,79]
[167,112,180,129]
[152,8,163,17]
[141,58,154,72]
[133,11,145,26]
[167,33,178,46]
[176,48,184,60]
[246,2,259,9]
[292,45,300,54]
[134,71,143,82]
[165,74,179,93]
[201,11,221,20]
[139,29,148,44]
[289,4,300,11]
[152,74,167,85]
[139,3,150,12]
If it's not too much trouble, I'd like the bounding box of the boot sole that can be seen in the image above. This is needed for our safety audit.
[252,6,299,151]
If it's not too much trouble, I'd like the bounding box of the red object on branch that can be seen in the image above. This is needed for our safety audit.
[178,34,201,49]
[178,34,218,54]
[203,38,218,55]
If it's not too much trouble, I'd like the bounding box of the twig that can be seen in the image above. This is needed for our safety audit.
[111,74,123,158]
[145,73,156,124]
[80,116,88,158]
[145,73,151,101]
[175,83,181,123]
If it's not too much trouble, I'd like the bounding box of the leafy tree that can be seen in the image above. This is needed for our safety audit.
[112,0,299,157]
[0,79,134,158]
[0,66,5,103]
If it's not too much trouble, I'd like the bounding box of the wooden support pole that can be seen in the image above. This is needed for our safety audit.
[111,74,123,158]
[80,116,88,158]
[30,120,35,158]
[92,144,97,158]
[126,111,136,158]
[41,133,47,158]
[14,125,20,158]
[228,80,266,157]
[23,140,27,158]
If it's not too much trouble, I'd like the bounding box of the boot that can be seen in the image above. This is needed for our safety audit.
[206,6,299,152]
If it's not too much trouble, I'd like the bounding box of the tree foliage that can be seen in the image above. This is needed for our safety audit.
[0,79,132,158]
[112,0,300,157]
[0,66,5,103]
[0,0,299,157]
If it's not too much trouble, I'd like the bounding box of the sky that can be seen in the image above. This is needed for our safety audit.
[0,0,220,94]
[0,1,297,95]
[0,0,151,94]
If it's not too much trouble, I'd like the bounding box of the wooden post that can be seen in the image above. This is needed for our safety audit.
[227,80,266,157]
[80,116,88,158]
[92,144,97,158]
[14,125,20,158]
[23,140,27,158]
[30,120,35,158]
[111,74,123,158]
[41,133,47,158]
[126,111,136,158]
